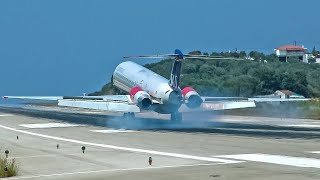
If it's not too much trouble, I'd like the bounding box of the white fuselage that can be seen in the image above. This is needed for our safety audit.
[113,61,182,113]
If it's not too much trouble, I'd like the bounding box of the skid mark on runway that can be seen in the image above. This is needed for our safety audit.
[91,129,136,133]
[19,123,84,129]
[216,153,320,168]
[7,163,225,179]
[0,124,242,164]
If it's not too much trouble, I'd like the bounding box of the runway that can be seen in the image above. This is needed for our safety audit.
[0,106,320,179]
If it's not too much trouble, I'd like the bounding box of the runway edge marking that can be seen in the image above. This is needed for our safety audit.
[0,125,242,164]
[7,163,226,180]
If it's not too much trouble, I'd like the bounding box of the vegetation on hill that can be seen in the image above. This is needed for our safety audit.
[90,51,320,98]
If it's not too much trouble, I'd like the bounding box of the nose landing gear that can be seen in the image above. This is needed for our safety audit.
[123,112,135,120]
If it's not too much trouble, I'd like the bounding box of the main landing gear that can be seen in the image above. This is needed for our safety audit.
[170,111,182,123]
[123,112,135,120]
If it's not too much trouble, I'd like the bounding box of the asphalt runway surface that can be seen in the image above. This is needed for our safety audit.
[0,106,320,180]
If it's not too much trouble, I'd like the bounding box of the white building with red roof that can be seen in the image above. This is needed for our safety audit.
[273,90,305,99]
[274,45,308,63]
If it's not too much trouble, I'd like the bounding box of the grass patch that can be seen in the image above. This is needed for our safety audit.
[0,156,18,178]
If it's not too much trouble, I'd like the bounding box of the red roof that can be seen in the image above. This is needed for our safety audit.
[276,45,305,51]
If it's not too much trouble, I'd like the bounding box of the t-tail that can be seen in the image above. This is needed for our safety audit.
[169,49,183,90]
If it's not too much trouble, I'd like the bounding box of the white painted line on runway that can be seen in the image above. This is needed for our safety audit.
[7,163,225,179]
[0,125,242,164]
[216,153,320,168]
[14,154,59,159]
[19,123,84,129]
[282,124,320,128]
[309,151,320,154]
[0,114,13,117]
[91,129,135,133]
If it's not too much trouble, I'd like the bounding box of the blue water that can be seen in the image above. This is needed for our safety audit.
[0,99,54,109]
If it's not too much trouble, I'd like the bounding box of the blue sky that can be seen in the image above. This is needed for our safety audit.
[0,0,319,96]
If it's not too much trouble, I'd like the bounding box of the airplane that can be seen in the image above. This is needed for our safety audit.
[2,49,309,122]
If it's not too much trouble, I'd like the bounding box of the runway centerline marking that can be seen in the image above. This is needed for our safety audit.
[216,153,320,168]
[19,123,84,129]
[7,163,224,179]
[0,114,14,117]
[0,124,242,164]
[90,129,136,133]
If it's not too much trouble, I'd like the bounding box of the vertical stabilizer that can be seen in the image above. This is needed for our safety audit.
[169,49,183,89]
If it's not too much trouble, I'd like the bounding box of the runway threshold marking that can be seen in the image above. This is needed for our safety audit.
[19,123,84,129]
[216,153,320,168]
[0,125,242,164]
[90,129,136,133]
[7,163,224,179]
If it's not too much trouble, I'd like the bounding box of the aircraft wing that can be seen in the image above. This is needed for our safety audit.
[2,95,141,113]
[202,96,311,103]
[3,96,63,100]
[180,100,256,112]
[196,96,311,111]
[202,96,249,102]
[248,98,311,102]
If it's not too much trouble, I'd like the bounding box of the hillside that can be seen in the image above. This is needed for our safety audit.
[90,55,320,98]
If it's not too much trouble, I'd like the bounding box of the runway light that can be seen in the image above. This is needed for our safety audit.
[56,144,59,149]
[148,157,152,165]
[5,150,9,158]
[17,136,18,140]
[82,146,86,154]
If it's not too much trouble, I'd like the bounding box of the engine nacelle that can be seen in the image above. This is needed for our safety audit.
[130,87,152,109]
[182,87,203,109]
